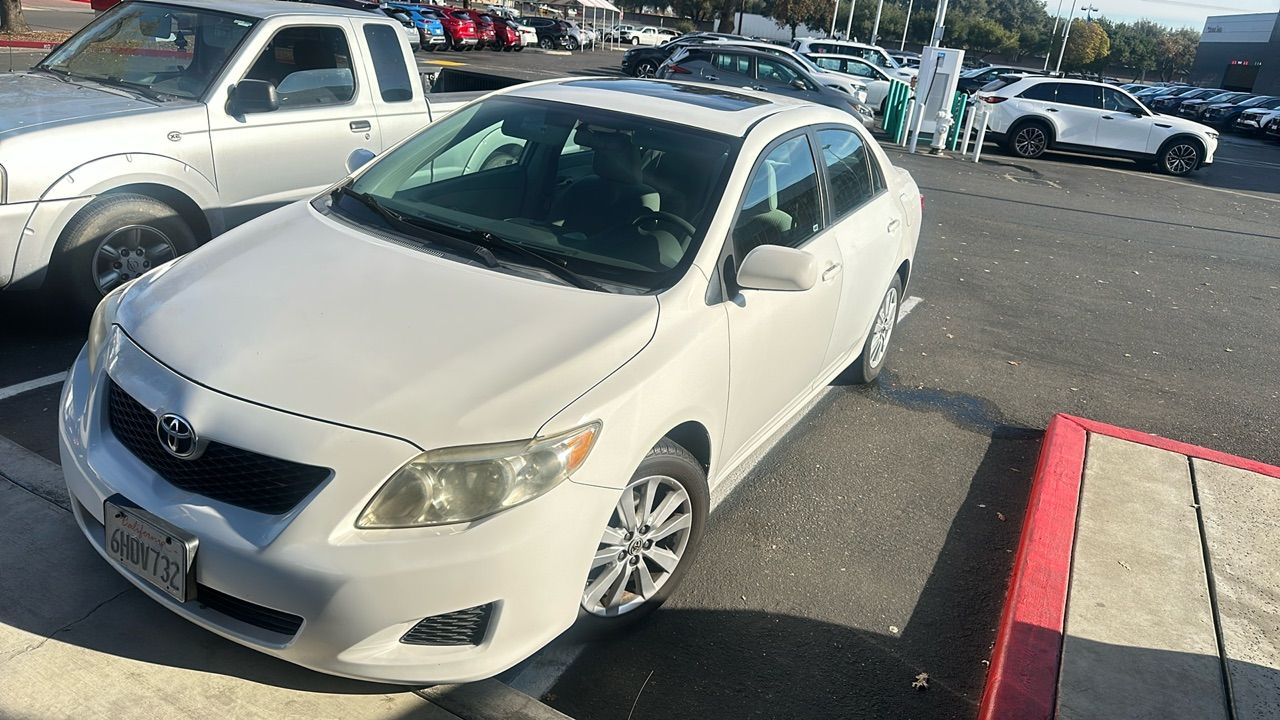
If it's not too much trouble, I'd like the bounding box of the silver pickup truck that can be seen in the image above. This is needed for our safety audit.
[0,0,476,310]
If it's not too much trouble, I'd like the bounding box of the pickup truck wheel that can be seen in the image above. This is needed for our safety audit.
[55,193,197,313]
[630,36,639,45]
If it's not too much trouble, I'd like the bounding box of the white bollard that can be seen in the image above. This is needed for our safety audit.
[907,101,927,153]
[972,108,990,163]
[899,99,917,147]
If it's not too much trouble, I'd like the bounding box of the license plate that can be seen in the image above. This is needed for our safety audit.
[104,495,197,602]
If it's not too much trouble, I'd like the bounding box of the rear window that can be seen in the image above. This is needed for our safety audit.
[1018,81,1057,101]
[980,76,1022,93]
[451,11,471,19]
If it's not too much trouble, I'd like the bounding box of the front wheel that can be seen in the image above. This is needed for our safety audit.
[563,37,578,51]
[577,439,708,630]
[846,275,902,384]
[53,193,197,314]
[634,60,658,78]
[1159,140,1201,176]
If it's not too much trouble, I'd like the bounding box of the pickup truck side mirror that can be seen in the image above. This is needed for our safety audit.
[228,80,279,115]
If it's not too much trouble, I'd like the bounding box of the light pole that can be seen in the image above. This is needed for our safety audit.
[1043,0,1066,71]
[930,0,948,47]
[1082,4,1098,22]
[845,0,857,41]
[1054,0,1080,74]
[870,0,884,46]
[899,0,912,52]
[830,0,839,36]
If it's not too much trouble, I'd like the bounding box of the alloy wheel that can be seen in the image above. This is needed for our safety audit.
[867,285,898,369]
[1014,126,1047,157]
[636,61,657,78]
[582,475,693,617]
[93,224,176,295]
[1165,144,1197,174]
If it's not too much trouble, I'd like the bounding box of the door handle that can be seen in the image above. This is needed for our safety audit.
[1101,115,1114,120]
[702,74,718,81]
[350,120,372,132]
[821,262,842,281]
[887,218,901,233]
[751,85,767,92]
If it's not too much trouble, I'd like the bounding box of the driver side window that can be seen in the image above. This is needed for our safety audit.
[1103,88,1141,113]
[757,58,800,86]
[733,135,823,255]
[244,26,354,109]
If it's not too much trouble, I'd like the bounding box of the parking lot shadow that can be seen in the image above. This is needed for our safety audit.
[546,416,1043,718]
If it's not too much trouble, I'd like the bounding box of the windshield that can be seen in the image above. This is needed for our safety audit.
[38,2,257,100]
[334,97,739,293]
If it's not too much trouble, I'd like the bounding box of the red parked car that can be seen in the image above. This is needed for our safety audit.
[489,15,523,52]
[457,9,497,50]
[427,6,479,50]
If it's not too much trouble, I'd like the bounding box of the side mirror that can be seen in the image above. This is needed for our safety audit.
[346,148,376,175]
[791,79,808,91]
[736,244,818,292]
[1127,106,1146,117]
[228,79,278,115]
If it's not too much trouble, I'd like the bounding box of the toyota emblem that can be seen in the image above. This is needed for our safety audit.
[157,413,201,459]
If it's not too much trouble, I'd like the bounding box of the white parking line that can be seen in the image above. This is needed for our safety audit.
[510,294,925,698]
[0,372,68,402]
[899,295,922,321]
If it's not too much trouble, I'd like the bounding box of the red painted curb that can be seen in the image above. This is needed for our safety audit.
[978,414,1086,720]
[0,40,59,49]
[979,414,1280,720]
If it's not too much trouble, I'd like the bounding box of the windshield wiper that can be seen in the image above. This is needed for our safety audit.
[76,74,176,102]
[408,216,606,292]
[333,185,501,268]
[31,66,72,82]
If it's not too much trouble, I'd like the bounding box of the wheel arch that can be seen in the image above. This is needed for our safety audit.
[1157,133,1207,165]
[1008,114,1058,147]
[663,421,712,474]
[100,183,213,244]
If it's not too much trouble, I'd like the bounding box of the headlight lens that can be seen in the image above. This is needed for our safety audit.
[357,422,601,528]
[86,283,130,374]
[855,87,868,104]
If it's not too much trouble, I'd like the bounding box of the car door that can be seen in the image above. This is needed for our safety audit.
[1043,83,1102,146]
[208,20,381,229]
[1095,87,1154,153]
[702,51,754,89]
[722,132,844,462]
[812,126,900,368]
[753,56,811,98]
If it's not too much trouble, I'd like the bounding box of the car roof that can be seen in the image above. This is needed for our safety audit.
[504,78,813,136]
[154,0,387,20]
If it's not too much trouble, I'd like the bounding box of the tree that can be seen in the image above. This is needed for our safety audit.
[1061,18,1109,71]
[1,0,31,34]
[1156,28,1198,82]
[763,0,825,39]
[951,15,1017,60]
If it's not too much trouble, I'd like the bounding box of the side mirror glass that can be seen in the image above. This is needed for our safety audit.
[736,244,818,292]
[1127,106,1146,117]
[346,148,377,175]
[791,79,808,91]
[228,79,279,115]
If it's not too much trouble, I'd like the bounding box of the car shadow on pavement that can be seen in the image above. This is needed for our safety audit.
[544,415,1043,718]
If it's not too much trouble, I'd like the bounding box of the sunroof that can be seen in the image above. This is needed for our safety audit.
[562,79,770,111]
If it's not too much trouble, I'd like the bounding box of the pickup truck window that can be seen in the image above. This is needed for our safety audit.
[244,26,355,109]
[363,24,413,103]
[37,3,256,100]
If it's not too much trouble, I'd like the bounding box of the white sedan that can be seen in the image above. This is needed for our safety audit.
[60,77,921,684]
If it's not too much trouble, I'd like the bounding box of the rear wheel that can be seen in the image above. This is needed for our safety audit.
[563,37,578,51]
[577,439,708,631]
[1007,121,1049,159]
[53,193,198,314]
[539,36,554,49]
[845,275,902,384]
[634,60,658,78]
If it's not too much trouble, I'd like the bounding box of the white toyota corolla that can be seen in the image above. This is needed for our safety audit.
[60,78,921,684]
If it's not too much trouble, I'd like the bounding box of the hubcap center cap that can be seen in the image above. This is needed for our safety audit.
[627,538,644,556]
[124,255,147,273]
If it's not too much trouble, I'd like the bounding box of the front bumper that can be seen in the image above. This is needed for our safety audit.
[59,330,618,684]
[0,201,35,289]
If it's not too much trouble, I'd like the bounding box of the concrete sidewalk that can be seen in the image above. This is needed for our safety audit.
[0,436,570,720]
[981,415,1280,720]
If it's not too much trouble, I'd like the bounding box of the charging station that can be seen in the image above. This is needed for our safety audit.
[912,46,965,136]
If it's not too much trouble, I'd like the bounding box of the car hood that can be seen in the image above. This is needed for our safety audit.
[118,202,660,449]
[0,73,162,137]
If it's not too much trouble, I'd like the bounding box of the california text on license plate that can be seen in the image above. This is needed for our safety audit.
[104,494,197,602]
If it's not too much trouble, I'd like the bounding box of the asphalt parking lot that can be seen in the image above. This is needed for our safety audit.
[3,40,1280,720]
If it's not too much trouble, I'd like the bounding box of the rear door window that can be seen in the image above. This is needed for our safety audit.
[1019,82,1058,101]
[363,23,412,103]
[1056,83,1101,108]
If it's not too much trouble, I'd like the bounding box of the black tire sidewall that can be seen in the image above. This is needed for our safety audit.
[54,193,197,313]
[572,440,709,635]
[1161,140,1201,175]
[1009,121,1049,158]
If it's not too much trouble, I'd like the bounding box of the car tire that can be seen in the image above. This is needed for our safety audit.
[514,45,523,52]
[1007,120,1050,159]
[575,439,708,632]
[630,36,639,45]
[635,60,658,78]
[564,37,578,51]
[53,193,198,314]
[539,37,554,49]
[846,274,903,385]
[1158,138,1202,176]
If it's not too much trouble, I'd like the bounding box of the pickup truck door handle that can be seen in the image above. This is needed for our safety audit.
[350,120,372,132]
[821,262,842,281]
[1046,107,1059,112]
[1101,115,1114,120]
[887,218,901,233]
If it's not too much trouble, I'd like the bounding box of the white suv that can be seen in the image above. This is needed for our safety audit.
[978,76,1218,176]
[790,38,916,80]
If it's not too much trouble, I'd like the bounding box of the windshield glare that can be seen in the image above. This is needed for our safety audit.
[39,3,257,100]
[340,97,738,293]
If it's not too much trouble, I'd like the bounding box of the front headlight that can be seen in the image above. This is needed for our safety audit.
[855,87,868,104]
[86,282,130,374]
[357,422,601,528]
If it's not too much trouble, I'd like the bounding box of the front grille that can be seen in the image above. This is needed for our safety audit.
[401,603,493,646]
[106,380,331,515]
[196,584,304,637]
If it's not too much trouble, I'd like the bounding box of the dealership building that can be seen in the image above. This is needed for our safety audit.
[1189,12,1279,94]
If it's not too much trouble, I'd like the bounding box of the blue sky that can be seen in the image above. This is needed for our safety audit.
[1040,0,1280,30]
